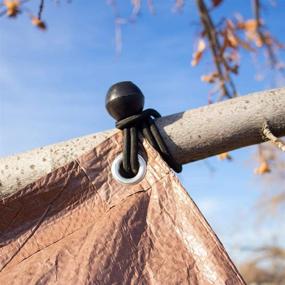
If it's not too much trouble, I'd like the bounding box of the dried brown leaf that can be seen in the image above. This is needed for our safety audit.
[31,16,46,30]
[226,29,239,48]
[218,152,232,160]
[238,19,259,32]
[245,20,259,32]
[201,72,218,83]
[254,161,271,174]
[4,0,20,17]
[191,38,206,66]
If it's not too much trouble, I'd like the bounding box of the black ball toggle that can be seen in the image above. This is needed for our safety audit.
[105,81,145,121]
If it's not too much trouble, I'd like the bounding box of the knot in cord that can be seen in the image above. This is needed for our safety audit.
[116,108,182,178]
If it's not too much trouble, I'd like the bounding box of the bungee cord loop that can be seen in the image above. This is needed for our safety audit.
[106,81,182,179]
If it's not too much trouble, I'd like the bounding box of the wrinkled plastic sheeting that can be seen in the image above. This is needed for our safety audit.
[0,132,245,285]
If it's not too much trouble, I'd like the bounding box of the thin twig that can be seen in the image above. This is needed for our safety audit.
[196,0,237,99]
[38,0,44,20]
[252,0,278,69]
[196,0,229,98]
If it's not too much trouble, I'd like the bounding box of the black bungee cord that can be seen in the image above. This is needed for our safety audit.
[106,81,182,178]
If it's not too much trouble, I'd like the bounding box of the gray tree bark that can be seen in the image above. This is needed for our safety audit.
[1,87,285,197]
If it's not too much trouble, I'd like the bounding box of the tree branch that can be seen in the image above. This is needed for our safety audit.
[1,87,285,197]
[196,0,237,99]
[252,0,280,69]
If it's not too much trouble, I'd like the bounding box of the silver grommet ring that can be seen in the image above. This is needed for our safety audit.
[111,153,147,185]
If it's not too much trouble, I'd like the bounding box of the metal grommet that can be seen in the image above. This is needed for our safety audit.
[111,153,147,185]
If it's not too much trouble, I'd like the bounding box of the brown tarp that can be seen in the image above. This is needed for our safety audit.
[0,132,245,284]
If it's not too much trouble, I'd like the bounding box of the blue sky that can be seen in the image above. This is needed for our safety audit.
[0,0,284,263]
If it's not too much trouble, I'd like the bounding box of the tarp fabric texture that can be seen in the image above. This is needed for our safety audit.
[0,132,245,284]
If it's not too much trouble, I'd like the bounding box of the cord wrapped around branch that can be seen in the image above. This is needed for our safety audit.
[262,121,285,152]
[106,82,182,178]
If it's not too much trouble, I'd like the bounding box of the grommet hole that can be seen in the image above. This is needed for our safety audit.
[111,153,147,185]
